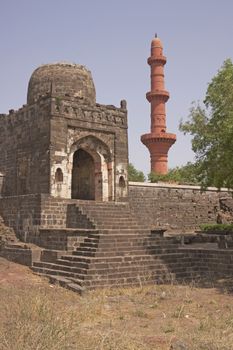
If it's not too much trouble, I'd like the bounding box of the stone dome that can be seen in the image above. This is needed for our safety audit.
[27,62,96,105]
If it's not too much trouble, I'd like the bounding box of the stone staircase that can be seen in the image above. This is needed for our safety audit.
[31,201,187,293]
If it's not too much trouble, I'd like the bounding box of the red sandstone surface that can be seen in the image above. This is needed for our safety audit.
[141,35,176,174]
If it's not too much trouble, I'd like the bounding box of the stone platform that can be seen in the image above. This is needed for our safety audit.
[1,197,233,294]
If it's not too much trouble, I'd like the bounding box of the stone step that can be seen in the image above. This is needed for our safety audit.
[61,252,184,264]
[79,206,130,211]
[88,259,194,270]
[76,246,97,252]
[96,219,139,224]
[82,237,99,244]
[78,242,154,250]
[33,273,86,294]
[72,250,96,257]
[94,225,144,230]
[87,218,136,224]
[33,260,165,277]
[93,229,151,235]
[32,264,181,287]
[79,242,98,248]
[80,242,99,248]
[57,254,190,270]
[33,261,88,276]
[73,245,178,256]
[93,248,177,257]
[56,259,90,269]
[94,222,138,227]
[80,239,179,247]
[88,264,178,277]
[40,258,197,279]
[31,266,85,282]
[91,212,134,217]
[1,245,29,251]
[77,201,128,206]
[84,235,169,243]
[82,272,175,288]
[80,210,132,216]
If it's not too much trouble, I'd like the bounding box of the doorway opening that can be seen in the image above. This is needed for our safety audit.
[71,149,95,200]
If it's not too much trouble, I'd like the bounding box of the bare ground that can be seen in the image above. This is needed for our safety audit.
[0,257,233,350]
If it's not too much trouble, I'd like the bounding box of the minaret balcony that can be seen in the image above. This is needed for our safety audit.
[146,90,169,102]
[141,132,176,144]
[148,55,167,65]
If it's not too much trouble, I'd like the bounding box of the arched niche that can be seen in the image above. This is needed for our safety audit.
[119,175,127,198]
[55,168,63,182]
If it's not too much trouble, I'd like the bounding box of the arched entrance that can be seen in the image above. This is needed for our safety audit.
[66,135,114,201]
[71,149,95,200]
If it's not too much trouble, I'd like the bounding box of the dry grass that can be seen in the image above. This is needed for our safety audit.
[0,258,233,350]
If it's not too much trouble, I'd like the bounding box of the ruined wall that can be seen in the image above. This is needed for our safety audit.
[0,99,51,196]
[129,182,232,232]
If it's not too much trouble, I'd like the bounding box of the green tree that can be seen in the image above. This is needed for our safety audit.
[180,59,233,188]
[149,162,201,185]
[128,163,145,182]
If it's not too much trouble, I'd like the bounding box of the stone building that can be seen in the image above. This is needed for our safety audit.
[0,62,128,202]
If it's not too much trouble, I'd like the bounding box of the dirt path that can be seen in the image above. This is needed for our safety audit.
[0,257,44,287]
[1,257,233,350]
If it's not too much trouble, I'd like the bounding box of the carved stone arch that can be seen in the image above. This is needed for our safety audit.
[70,135,112,163]
[68,135,114,201]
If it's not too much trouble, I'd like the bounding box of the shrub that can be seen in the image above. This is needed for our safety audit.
[200,223,233,234]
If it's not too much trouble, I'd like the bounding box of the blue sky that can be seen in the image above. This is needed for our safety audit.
[1,0,233,175]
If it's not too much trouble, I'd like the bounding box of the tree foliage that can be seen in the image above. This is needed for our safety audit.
[128,163,145,182]
[180,59,233,188]
[149,162,201,185]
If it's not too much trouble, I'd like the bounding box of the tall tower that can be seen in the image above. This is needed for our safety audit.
[141,35,176,174]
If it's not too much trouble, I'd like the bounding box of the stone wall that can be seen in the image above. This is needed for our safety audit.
[0,99,51,197]
[173,247,233,283]
[36,228,97,251]
[0,195,42,241]
[0,246,41,266]
[129,182,232,232]
[0,195,95,243]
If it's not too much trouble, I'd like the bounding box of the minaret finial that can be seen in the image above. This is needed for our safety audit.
[155,33,157,38]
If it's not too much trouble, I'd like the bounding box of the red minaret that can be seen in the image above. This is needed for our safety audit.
[141,35,176,174]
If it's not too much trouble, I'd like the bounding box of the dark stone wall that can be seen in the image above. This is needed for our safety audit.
[0,246,41,266]
[129,183,232,232]
[0,99,51,196]
[0,195,94,242]
[0,194,42,241]
[155,245,233,284]
[36,228,93,251]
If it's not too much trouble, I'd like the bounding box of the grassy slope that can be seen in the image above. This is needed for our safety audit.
[0,257,233,350]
